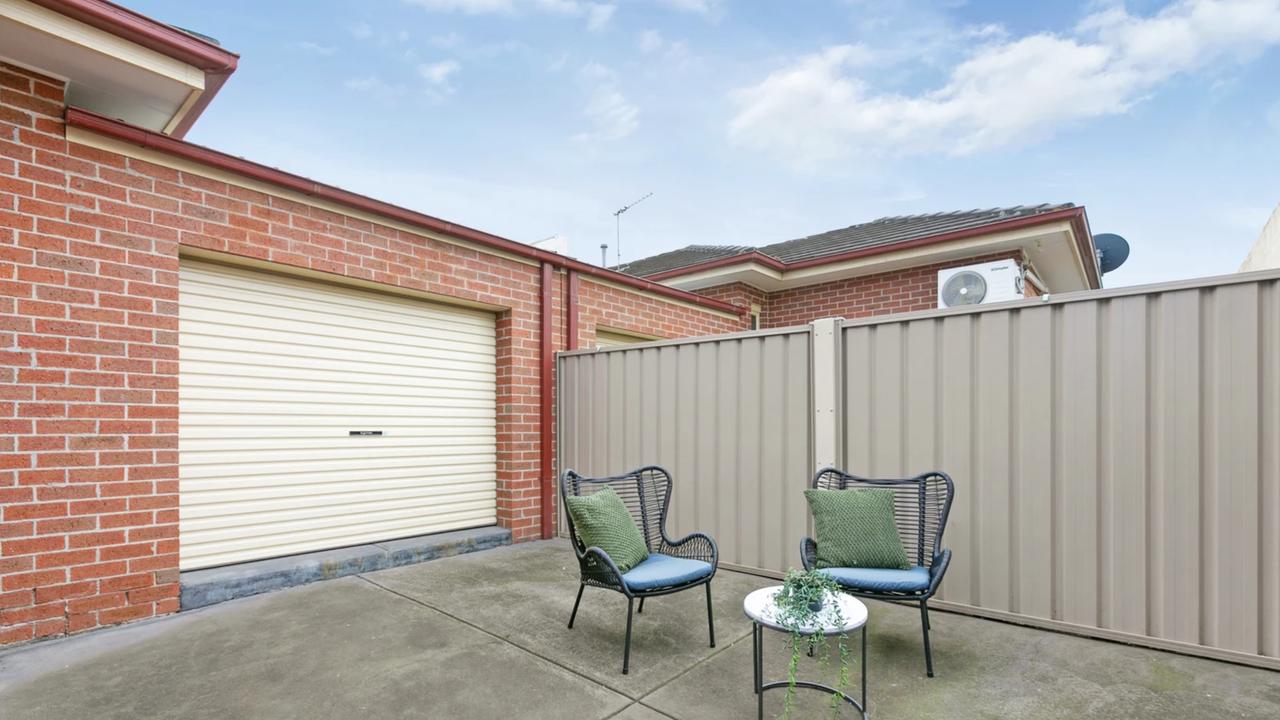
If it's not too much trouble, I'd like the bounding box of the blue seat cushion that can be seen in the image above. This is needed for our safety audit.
[621,553,714,591]
[818,565,931,593]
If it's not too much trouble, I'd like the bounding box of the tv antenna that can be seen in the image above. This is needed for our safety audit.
[613,192,653,266]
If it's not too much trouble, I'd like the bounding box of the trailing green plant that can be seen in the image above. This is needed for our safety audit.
[771,568,852,719]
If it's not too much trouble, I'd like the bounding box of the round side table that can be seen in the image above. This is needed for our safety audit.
[742,586,869,719]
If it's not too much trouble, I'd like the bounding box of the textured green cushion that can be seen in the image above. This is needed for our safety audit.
[805,488,910,570]
[565,486,649,573]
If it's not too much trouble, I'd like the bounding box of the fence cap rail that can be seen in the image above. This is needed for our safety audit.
[837,266,1280,330]
[556,324,812,357]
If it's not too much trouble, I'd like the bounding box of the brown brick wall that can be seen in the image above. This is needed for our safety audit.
[698,251,1025,328]
[0,62,744,646]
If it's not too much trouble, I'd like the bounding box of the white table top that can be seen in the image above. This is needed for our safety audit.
[743,586,868,635]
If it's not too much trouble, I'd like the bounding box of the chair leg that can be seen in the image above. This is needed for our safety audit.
[568,583,585,629]
[623,597,635,675]
[921,600,935,678]
[704,581,716,648]
[638,597,645,614]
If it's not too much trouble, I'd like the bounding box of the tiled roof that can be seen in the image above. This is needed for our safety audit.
[617,204,1075,278]
[614,244,755,277]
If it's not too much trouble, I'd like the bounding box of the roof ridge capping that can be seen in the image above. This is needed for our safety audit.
[866,202,1074,225]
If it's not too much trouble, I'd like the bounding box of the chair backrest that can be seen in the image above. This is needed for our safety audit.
[561,466,673,554]
[812,468,954,568]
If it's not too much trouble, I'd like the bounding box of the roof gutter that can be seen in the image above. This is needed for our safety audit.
[64,107,747,317]
[645,207,1102,289]
[30,0,239,138]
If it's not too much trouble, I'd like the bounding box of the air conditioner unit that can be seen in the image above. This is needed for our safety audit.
[937,259,1024,309]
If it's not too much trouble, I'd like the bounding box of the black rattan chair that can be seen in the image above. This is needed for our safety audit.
[561,466,718,674]
[801,467,954,677]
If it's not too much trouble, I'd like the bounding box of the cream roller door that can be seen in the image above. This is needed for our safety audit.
[178,260,497,570]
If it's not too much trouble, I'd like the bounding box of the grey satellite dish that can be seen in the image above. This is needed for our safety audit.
[1094,233,1130,274]
[941,271,987,307]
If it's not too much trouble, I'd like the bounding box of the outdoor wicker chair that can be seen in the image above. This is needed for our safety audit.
[561,466,718,674]
[801,467,955,677]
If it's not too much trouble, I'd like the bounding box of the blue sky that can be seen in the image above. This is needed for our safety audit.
[129,0,1280,288]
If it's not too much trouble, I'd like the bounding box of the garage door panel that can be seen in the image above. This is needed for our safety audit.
[181,435,495,454]
[179,300,497,348]
[179,329,495,374]
[180,373,495,399]
[183,471,496,502]
[181,486,497,525]
[179,260,498,570]
[182,508,498,569]
[180,315,496,361]
[180,270,496,333]
[180,454,497,481]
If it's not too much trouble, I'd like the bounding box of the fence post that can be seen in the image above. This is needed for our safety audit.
[810,317,844,473]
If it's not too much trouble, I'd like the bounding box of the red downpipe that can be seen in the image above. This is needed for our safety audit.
[566,271,580,351]
[539,263,555,539]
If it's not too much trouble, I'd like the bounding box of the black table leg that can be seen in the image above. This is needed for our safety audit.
[755,622,764,720]
[752,622,759,695]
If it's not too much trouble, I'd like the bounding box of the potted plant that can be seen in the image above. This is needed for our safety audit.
[771,568,853,719]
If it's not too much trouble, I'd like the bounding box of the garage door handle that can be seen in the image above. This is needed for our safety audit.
[349,431,383,436]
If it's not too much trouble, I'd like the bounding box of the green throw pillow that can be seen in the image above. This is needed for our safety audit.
[565,486,649,573]
[805,488,910,570]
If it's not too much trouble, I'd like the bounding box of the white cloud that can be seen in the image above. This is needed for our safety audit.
[418,60,461,85]
[729,0,1280,167]
[344,76,407,103]
[586,4,615,31]
[290,41,337,56]
[402,0,615,30]
[349,21,374,40]
[403,0,514,12]
[638,29,664,54]
[653,0,722,16]
[573,63,639,142]
[430,32,465,49]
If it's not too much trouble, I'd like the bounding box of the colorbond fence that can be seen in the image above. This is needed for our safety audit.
[556,269,1280,669]
[557,327,813,574]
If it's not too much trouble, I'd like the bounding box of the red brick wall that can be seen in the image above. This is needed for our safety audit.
[0,62,743,646]
[697,251,1025,329]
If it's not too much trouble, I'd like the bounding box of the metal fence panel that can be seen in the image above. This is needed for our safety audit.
[557,329,812,573]
[557,270,1280,669]
[840,273,1280,668]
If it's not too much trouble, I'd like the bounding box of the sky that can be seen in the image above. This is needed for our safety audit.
[128,0,1280,288]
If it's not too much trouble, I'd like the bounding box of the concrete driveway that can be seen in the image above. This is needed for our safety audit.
[2,541,1278,719]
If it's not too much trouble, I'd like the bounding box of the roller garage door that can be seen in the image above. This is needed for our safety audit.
[178,260,497,570]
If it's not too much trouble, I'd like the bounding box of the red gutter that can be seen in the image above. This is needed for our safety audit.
[539,263,556,540]
[644,206,1102,290]
[31,1,239,139]
[64,108,746,316]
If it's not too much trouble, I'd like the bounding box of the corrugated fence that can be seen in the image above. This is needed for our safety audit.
[557,270,1280,669]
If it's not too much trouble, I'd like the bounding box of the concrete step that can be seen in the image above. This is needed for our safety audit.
[180,526,511,610]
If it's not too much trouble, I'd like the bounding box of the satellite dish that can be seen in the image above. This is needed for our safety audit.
[1094,233,1130,274]
[941,271,987,307]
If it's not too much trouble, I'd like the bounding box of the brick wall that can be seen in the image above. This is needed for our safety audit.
[697,251,1025,329]
[0,61,743,646]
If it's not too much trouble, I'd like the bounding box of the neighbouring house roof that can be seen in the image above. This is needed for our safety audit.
[616,244,755,277]
[616,204,1077,278]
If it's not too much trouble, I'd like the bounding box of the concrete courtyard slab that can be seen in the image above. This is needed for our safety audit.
[642,599,1280,719]
[2,542,1278,720]
[0,574,629,720]
[365,540,769,698]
